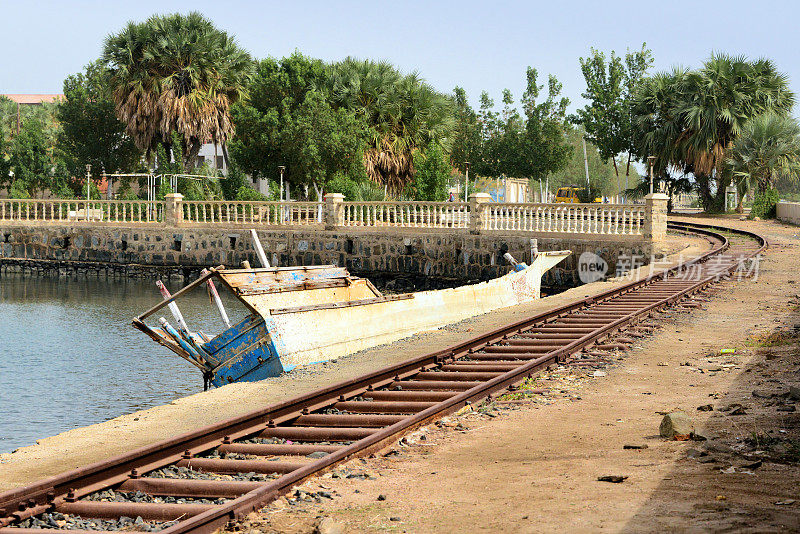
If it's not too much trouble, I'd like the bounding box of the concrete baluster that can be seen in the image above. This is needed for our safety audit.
[324,193,345,230]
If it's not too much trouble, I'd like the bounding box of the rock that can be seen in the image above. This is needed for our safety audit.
[597,475,628,483]
[623,444,648,450]
[316,517,346,534]
[729,406,747,416]
[775,499,796,506]
[307,451,329,459]
[592,370,606,377]
[741,460,762,469]
[789,386,800,401]
[377,494,386,501]
[777,405,796,412]
[697,404,714,411]
[752,390,774,399]
[686,448,708,459]
[660,411,694,440]
[389,517,401,522]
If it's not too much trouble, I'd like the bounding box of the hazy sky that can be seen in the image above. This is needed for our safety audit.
[1,0,798,113]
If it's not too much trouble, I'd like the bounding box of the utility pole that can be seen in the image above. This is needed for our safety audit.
[647,156,655,194]
[85,164,92,221]
[582,137,590,187]
[464,162,471,202]
[278,165,285,201]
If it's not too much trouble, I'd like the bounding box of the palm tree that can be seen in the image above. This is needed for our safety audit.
[728,113,800,210]
[102,12,252,167]
[633,55,794,211]
[326,58,453,195]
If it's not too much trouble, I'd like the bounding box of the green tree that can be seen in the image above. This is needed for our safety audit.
[57,60,142,183]
[410,144,451,200]
[281,91,368,199]
[10,118,53,196]
[229,53,329,192]
[574,44,653,180]
[518,67,572,181]
[102,12,253,167]
[449,87,482,171]
[728,113,800,211]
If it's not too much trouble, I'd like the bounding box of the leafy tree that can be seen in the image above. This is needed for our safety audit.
[410,144,451,201]
[282,90,368,199]
[574,44,653,180]
[57,60,142,182]
[449,87,482,170]
[102,12,253,167]
[229,53,329,192]
[10,118,52,196]
[518,67,572,181]
[548,127,637,198]
[0,130,11,187]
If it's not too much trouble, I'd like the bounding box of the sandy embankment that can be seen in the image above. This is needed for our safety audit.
[0,233,707,491]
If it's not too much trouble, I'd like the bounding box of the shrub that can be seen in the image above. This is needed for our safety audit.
[749,188,780,219]
[9,180,31,199]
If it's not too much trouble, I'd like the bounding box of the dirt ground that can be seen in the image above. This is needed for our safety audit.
[5,219,798,533]
[0,233,705,491]
[225,217,800,534]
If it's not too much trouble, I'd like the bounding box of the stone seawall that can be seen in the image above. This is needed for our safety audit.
[0,224,653,287]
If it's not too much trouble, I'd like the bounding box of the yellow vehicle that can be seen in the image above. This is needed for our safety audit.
[554,186,601,203]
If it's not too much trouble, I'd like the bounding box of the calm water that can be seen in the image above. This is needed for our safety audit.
[0,274,248,454]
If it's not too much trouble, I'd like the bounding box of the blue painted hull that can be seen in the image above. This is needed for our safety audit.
[199,314,285,387]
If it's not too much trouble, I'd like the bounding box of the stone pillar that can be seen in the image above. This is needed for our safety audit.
[165,193,183,228]
[324,193,345,231]
[644,193,669,243]
[469,192,492,235]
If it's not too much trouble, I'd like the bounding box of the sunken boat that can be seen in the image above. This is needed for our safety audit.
[134,233,570,389]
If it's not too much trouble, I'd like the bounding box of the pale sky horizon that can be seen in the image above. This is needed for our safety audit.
[1,0,798,115]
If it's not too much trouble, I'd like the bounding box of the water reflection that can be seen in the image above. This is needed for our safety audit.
[0,273,248,454]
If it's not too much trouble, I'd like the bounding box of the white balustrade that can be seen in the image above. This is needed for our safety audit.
[0,199,164,223]
[483,203,645,235]
[341,202,470,229]
[181,201,324,226]
[0,197,647,236]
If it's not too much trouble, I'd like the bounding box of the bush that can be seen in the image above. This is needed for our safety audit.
[749,188,780,219]
[220,165,248,200]
[576,185,602,203]
[410,145,450,201]
[9,180,31,199]
[235,185,270,201]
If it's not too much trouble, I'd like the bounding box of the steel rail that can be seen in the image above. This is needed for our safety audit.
[0,220,765,534]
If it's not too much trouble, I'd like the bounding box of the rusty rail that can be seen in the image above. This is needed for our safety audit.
[0,220,766,534]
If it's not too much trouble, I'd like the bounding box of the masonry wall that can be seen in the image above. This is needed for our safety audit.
[777,201,800,226]
[0,224,653,287]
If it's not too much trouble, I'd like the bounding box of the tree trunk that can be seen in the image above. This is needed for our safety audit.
[625,152,632,178]
[221,144,231,171]
[611,157,619,178]
[184,137,202,170]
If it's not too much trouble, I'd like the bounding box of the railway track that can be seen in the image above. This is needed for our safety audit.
[0,220,766,534]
